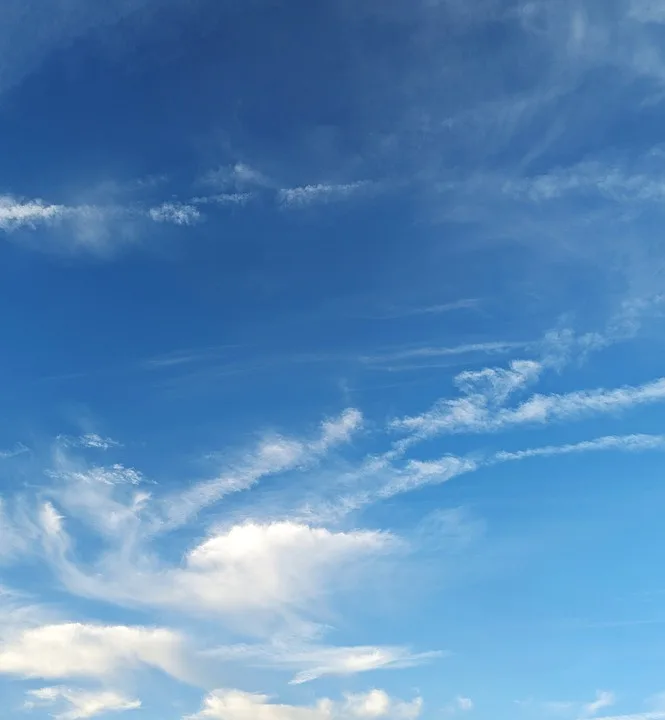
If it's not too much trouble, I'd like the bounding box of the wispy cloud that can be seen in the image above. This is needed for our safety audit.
[443,696,474,714]
[494,434,665,462]
[360,341,526,369]
[201,163,272,193]
[0,442,29,459]
[369,299,481,320]
[516,690,616,720]
[159,408,364,528]
[191,192,253,206]
[278,181,371,207]
[393,370,665,439]
[209,642,440,685]
[583,693,617,719]
[1,192,204,255]
[25,686,141,719]
[57,434,120,451]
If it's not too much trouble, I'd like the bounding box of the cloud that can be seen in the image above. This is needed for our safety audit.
[493,434,665,462]
[501,162,665,204]
[1,191,204,255]
[159,408,363,528]
[148,202,201,225]
[0,194,82,231]
[42,454,148,542]
[0,623,187,682]
[209,642,440,685]
[59,434,121,451]
[44,511,395,636]
[311,408,364,453]
[277,181,370,207]
[25,686,141,719]
[583,692,616,718]
[0,442,29,459]
[0,499,31,563]
[369,299,481,319]
[444,697,474,714]
[191,192,253,206]
[185,689,422,720]
[202,163,271,191]
[393,370,665,439]
[360,342,526,369]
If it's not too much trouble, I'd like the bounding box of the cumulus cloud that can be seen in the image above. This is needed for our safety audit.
[58,521,394,625]
[25,686,140,719]
[185,689,422,720]
[0,623,187,682]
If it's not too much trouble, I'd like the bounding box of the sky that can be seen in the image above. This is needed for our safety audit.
[4,0,665,718]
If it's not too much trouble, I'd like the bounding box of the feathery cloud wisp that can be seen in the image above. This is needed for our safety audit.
[394,373,665,439]
[209,642,440,685]
[159,408,363,528]
[278,181,370,207]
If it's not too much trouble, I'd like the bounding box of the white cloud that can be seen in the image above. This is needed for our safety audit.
[155,522,393,617]
[360,341,526,368]
[52,463,143,486]
[371,299,481,319]
[148,202,201,225]
[45,514,395,634]
[393,371,665,439]
[66,434,120,451]
[185,689,422,720]
[583,692,616,718]
[494,434,665,462]
[209,642,439,684]
[277,182,370,207]
[160,408,363,528]
[0,194,77,231]
[0,623,187,682]
[456,697,473,712]
[312,409,364,453]
[0,442,29,459]
[43,454,149,544]
[192,192,253,206]
[25,686,140,719]
[202,163,271,191]
[0,499,30,563]
[444,697,474,714]
[378,456,478,500]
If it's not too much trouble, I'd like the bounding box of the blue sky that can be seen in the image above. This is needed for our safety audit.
[3,0,665,718]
